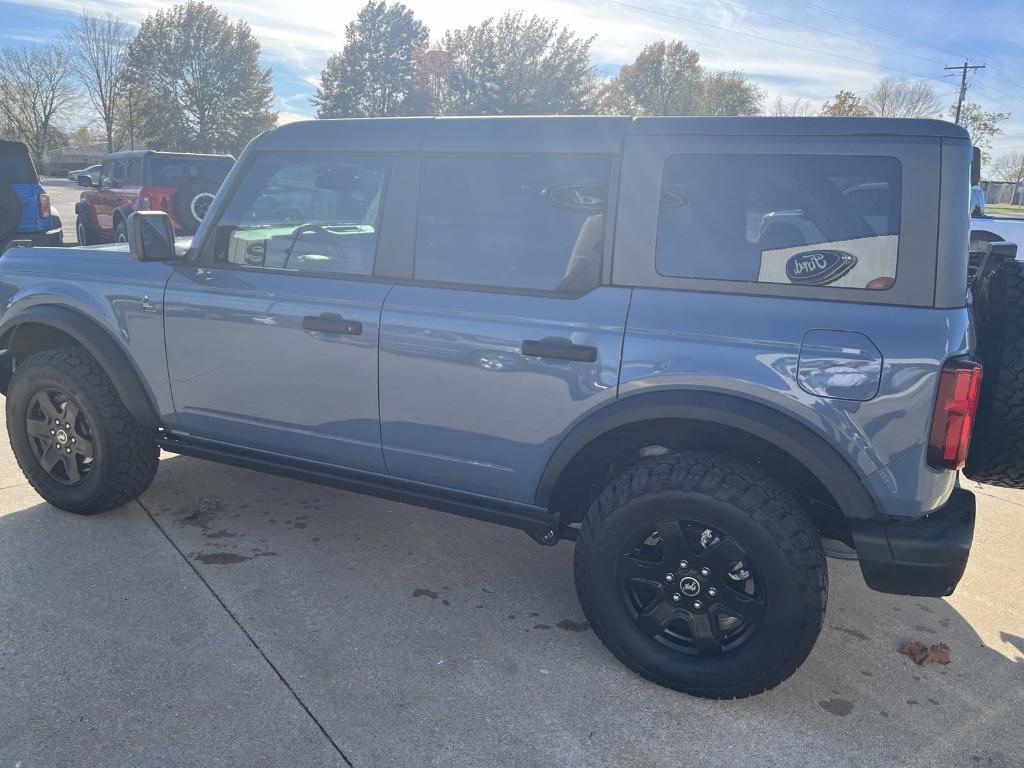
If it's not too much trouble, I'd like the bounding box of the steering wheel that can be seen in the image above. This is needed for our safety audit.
[283,223,330,268]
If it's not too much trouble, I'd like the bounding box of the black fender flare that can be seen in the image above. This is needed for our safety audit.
[534,389,877,522]
[0,304,161,427]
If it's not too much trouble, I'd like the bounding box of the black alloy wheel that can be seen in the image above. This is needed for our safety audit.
[619,519,763,656]
[24,387,95,485]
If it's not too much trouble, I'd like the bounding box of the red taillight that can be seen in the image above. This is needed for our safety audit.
[927,358,983,470]
[38,193,50,218]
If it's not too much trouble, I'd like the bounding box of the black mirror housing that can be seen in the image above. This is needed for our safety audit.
[77,174,93,187]
[971,146,982,187]
[127,211,177,262]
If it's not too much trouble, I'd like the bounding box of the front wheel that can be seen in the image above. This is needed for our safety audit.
[574,451,827,698]
[6,348,160,514]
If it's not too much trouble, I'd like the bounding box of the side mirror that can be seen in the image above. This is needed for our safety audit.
[127,211,177,262]
[971,146,982,187]
[77,174,94,187]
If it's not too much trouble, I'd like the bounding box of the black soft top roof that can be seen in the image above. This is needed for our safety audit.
[254,115,970,154]
[0,139,39,183]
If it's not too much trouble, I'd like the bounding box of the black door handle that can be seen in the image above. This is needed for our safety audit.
[521,338,598,363]
[302,313,362,336]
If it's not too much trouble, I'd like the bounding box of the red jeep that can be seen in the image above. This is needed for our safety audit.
[74,150,233,244]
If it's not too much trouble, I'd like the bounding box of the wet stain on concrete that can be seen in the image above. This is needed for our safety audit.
[830,624,869,641]
[556,619,590,632]
[190,549,278,565]
[441,599,451,606]
[204,528,236,539]
[914,625,936,634]
[534,624,551,630]
[819,698,853,716]
[179,497,227,532]
[413,588,439,599]
[860,670,873,677]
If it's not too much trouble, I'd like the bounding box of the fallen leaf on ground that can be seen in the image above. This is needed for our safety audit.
[899,640,951,665]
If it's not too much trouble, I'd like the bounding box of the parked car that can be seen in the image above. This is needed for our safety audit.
[74,149,233,244]
[2,116,1022,699]
[0,139,63,252]
[67,164,101,185]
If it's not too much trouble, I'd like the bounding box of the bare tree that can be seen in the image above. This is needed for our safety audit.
[769,95,816,117]
[65,11,134,152]
[0,44,78,164]
[865,77,942,118]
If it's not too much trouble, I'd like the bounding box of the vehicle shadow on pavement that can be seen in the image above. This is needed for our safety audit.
[2,456,1022,768]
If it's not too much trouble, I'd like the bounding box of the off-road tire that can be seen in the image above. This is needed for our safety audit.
[75,213,95,246]
[6,348,160,514]
[0,181,21,241]
[574,451,827,698]
[114,219,128,244]
[172,177,218,235]
[966,258,1024,487]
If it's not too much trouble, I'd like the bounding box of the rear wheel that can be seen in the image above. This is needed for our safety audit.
[574,451,827,698]
[6,348,160,514]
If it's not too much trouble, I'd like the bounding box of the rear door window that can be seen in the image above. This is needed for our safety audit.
[655,154,901,290]
[414,154,611,292]
[125,157,143,186]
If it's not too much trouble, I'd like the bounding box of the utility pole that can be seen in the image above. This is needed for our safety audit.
[945,61,986,125]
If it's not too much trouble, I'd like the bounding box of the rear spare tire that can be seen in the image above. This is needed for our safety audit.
[172,177,217,235]
[0,181,22,241]
[966,255,1024,487]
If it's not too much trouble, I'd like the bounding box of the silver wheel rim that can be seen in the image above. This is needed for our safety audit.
[190,192,215,222]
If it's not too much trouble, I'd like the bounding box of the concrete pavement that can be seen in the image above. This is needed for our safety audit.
[1,402,1022,766]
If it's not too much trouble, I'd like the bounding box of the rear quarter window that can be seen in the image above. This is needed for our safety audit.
[151,155,233,186]
[655,154,902,290]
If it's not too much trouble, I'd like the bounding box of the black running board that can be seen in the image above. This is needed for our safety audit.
[157,432,566,545]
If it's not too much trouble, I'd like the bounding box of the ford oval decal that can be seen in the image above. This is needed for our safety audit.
[785,250,858,286]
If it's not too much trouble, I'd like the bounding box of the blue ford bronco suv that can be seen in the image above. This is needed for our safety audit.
[0,140,63,252]
[2,117,1022,698]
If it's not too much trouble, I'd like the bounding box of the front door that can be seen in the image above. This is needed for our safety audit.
[163,152,394,471]
[379,153,630,502]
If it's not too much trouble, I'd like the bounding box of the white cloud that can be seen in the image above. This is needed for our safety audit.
[8,0,1021,142]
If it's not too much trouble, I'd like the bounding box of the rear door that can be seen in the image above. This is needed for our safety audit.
[379,151,630,502]
[163,151,404,471]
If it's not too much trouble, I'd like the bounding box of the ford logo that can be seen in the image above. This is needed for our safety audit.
[785,250,858,286]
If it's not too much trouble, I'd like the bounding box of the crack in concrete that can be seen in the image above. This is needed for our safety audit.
[137,498,354,767]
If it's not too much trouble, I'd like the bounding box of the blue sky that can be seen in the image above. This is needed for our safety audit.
[2,0,1022,155]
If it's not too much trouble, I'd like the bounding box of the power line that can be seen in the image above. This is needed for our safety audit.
[598,0,954,89]
[776,0,966,61]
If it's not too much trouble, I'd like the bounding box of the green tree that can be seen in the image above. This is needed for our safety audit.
[700,70,762,116]
[433,12,596,115]
[600,41,760,116]
[955,101,1010,163]
[600,41,703,115]
[312,1,428,118]
[124,1,276,154]
[64,11,134,153]
[820,90,871,117]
